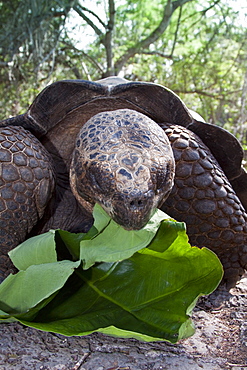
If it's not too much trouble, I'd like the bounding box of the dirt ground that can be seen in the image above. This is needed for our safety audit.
[0,274,247,370]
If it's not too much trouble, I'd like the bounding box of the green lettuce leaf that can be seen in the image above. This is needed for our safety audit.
[0,205,223,343]
[79,205,169,269]
[0,260,80,318]
[9,230,57,270]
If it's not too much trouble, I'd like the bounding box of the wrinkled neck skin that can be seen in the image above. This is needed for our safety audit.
[70,109,175,230]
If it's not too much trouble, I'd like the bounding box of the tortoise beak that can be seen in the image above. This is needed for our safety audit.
[109,190,157,230]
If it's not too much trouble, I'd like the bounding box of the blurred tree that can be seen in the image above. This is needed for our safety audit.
[0,0,247,144]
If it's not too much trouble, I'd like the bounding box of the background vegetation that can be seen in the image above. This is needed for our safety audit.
[0,0,247,144]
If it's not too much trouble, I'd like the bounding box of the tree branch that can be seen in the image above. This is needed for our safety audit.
[173,88,237,102]
[114,0,193,74]
[180,0,221,32]
[74,4,106,28]
[61,41,105,74]
[170,5,183,57]
[73,4,104,37]
[222,39,247,80]
[192,20,223,65]
[0,61,9,67]
[103,0,116,76]
[140,51,174,59]
[235,70,247,140]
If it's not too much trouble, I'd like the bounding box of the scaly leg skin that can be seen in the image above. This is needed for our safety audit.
[161,123,247,288]
[0,126,55,281]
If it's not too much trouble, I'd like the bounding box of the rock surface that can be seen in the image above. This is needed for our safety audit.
[0,275,247,370]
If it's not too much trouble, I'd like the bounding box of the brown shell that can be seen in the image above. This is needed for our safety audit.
[1,76,246,209]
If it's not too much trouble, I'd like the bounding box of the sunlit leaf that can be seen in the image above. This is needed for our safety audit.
[0,205,223,343]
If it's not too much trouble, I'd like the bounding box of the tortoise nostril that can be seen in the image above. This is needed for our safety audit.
[129,199,144,208]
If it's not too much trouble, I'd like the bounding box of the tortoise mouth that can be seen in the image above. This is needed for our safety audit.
[107,189,158,230]
[112,211,152,230]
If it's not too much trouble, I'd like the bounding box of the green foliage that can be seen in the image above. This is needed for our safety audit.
[0,205,223,343]
[0,0,247,143]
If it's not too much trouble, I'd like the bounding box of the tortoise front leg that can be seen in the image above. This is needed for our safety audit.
[0,126,55,280]
[161,123,247,287]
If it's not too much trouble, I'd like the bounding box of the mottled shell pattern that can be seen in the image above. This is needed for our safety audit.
[70,109,175,229]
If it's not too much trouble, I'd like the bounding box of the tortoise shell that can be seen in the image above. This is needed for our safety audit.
[1,76,246,209]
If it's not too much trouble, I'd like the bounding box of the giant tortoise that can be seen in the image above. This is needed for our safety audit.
[1,76,247,286]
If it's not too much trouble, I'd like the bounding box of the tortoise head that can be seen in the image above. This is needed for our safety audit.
[70,109,175,230]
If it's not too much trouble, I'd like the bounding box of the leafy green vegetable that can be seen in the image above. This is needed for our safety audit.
[0,260,80,317]
[0,205,223,343]
[80,204,169,269]
[9,230,57,270]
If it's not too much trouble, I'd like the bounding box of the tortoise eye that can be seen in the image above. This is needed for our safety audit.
[155,163,173,195]
[87,163,115,195]
[77,187,92,203]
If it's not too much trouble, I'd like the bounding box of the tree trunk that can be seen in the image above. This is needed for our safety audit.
[103,0,116,77]
[114,0,193,75]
